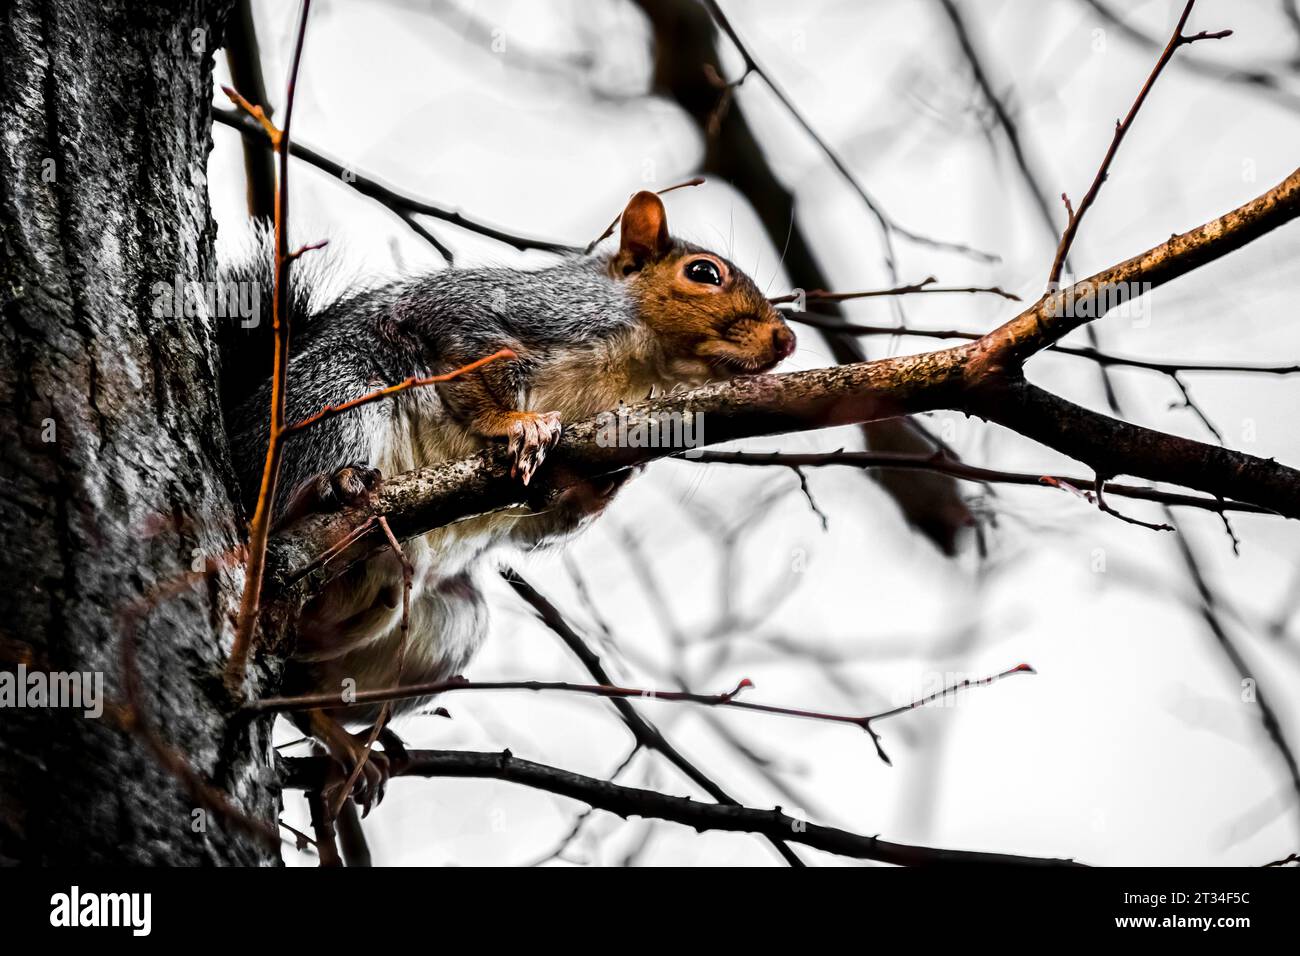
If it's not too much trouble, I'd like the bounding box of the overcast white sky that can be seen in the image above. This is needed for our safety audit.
[212,0,1300,866]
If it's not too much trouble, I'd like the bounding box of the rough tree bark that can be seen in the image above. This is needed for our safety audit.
[0,0,278,864]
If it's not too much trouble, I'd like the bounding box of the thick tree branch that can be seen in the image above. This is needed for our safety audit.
[971,165,1300,376]
[264,353,967,597]
[972,379,1297,516]
[281,749,1083,866]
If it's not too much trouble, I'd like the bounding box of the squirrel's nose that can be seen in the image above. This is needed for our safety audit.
[772,325,796,360]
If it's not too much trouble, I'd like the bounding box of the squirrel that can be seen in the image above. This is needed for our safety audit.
[222,191,796,809]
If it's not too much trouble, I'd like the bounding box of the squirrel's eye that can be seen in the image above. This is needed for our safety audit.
[685,259,723,286]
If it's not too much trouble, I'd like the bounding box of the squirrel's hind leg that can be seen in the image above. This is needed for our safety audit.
[296,708,393,817]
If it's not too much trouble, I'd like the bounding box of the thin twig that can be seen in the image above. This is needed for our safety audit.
[279,818,317,854]
[246,664,1033,767]
[783,313,1300,376]
[224,0,317,695]
[213,107,581,256]
[1046,0,1232,289]
[692,449,1274,517]
[1080,0,1300,114]
[282,348,515,437]
[701,0,1001,264]
[583,178,705,254]
[768,277,1020,304]
[1093,475,1175,531]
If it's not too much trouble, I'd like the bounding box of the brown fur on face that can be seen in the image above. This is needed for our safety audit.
[611,191,796,381]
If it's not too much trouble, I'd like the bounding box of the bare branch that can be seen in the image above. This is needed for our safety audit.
[212,107,580,256]
[281,749,1084,866]
[768,277,1020,305]
[262,343,1300,609]
[785,313,1300,377]
[225,0,317,694]
[973,165,1300,374]
[246,664,1034,768]
[502,570,805,866]
[583,178,705,254]
[690,450,1273,517]
[1093,477,1175,532]
[1080,0,1300,114]
[700,0,999,264]
[1046,0,1232,289]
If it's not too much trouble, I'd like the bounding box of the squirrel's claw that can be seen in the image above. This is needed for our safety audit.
[334,726,412,816]
[371,725,412,773]
[324,747,390,818]
[302,709,395,818]
[507,411,562,485]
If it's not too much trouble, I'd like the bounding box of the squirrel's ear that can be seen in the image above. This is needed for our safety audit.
[617,190,670,272]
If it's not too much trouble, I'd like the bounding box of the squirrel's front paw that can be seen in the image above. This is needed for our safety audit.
[507,411,562,485]
[317,462,383,509]
[275,463,382,530]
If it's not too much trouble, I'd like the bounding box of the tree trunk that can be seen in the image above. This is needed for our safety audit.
[0,0,278,865]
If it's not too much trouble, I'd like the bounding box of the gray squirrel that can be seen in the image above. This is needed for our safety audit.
[222,191,796,808]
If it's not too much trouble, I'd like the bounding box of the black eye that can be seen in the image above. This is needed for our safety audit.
[685,259,723,286]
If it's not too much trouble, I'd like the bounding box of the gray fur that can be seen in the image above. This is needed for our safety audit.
[225,252,631,518]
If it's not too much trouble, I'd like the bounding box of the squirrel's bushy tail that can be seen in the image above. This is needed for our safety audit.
[215,223,336,415]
